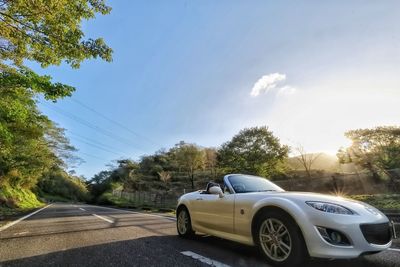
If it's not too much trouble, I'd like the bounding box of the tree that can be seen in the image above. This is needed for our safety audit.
[204,147,218,179]
[0,0,113,101]
[87,170,112,200]
[38,167,89,201]
[218,126,289,178]
[0,0,113,208]
[139,150,174,177]
[0,67,75,100]
[174,142,205,190]
[158,171,171,192]
[0,86,78,188]
[294,145,322,178]
[0,0,112,69]
[337,126,400,182]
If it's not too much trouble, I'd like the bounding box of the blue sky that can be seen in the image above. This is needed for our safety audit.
[33,1,400,178]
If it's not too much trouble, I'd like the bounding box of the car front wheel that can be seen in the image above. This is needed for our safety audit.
[255,210,307,266]
[176,206,194,237]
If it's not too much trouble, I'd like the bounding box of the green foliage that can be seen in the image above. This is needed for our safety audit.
[0,87,56,187]
[138,149,178,176]
[338,126,400,179]
[88,127,290,200]
[217,126,289,177]
[0,84,80,187]
[0,0,112,68]
[0,81,81,207]
[0,184,43,209]
[349,194,400,210]
[0,67,75,100]
[0,0,113,211]
[88,159,142,201]
[38,168,89,201]
[173,142,205,189]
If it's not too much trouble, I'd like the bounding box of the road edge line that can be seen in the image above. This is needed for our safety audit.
[388,248,400,252]
[0,204,53,232]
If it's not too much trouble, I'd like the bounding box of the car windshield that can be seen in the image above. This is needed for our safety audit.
[228,175,285,193]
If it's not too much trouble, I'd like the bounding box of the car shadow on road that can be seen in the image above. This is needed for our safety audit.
[186,234,398,267]
[1,234,397,267]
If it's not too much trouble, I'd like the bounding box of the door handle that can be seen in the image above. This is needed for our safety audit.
[196,198,203,200]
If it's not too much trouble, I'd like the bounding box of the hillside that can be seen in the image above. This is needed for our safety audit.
[286,153,341,172]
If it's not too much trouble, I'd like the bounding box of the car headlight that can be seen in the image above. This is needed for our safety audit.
[306,201,355,215]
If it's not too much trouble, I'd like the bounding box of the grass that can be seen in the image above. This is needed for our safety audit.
[349,194,400,211]
[0,185,43,209]
[0,185,44,225]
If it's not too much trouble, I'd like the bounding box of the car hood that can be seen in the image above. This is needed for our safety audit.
[247,191,384,216]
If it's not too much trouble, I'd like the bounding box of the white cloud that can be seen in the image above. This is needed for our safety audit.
[250,73,286,97]
[277,85,297,96]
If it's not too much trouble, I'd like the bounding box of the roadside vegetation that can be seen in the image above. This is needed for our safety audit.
[350,194,400,211]
[0,0,112,214]
[90,126,400,212]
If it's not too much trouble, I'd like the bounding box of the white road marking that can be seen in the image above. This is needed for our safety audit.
[388,248,400,252]
[92,213,114,223]
[85,204,176,221]
[79,208,86,211]
[13,231,29,236]
[181,251,231,267]
[0,204,53,232]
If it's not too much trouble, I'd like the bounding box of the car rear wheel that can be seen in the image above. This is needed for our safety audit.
[255,210,307,266]
[176,207,194,238]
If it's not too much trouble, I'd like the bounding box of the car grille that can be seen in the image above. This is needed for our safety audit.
[360,223,391,245]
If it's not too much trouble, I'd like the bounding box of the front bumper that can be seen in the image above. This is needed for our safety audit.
[301,212,392,258]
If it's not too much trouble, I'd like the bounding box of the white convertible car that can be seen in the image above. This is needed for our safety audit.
[176,174,396,266]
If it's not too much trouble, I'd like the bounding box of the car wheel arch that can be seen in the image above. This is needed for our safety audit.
[176,204,189,214]
[251,205,309,253]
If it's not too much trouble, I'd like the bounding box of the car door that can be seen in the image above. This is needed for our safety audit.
[192,192,234,234]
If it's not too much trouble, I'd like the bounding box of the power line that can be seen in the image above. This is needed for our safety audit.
[40,101,147,153]
[70,136,123,156]
[79,151,108,161]
[68,131,129,155]
[70,98,160,147]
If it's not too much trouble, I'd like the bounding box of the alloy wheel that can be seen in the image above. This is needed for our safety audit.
[259,218,292,262]
[177,210,188,234]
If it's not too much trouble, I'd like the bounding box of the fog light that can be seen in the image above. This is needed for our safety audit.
[330,231,341,243]
[317,226,351,246]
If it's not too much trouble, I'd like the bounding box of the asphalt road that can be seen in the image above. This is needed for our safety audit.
[0,203,399,267]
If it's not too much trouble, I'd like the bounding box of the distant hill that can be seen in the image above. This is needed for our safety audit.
[286,152,359,173]
[286,153,340,172]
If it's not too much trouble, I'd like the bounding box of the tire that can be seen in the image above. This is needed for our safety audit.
[254,209,308,267]
[176,206,194,238]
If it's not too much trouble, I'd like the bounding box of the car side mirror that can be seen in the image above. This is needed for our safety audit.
[209,186,224,198]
